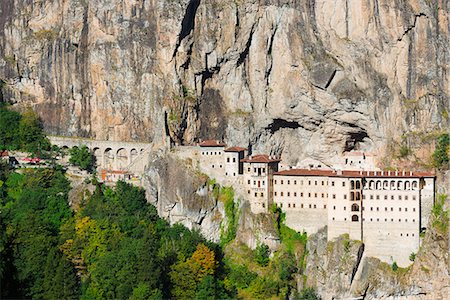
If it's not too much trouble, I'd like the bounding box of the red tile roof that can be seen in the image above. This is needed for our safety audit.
[224,146,247,152]
[275,169,435,178]
[199,140,226,147]
[241,154,281,163]
[0,150,9,157]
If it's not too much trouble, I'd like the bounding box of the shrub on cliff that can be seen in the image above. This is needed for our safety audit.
[432,133,449,169]
[69,145,94,171]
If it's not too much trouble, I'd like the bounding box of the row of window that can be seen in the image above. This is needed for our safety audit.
[275,179,344,187]
[274,191,327,198]
[365,180,418,191]
[364,194,417,201]
[226,157,237,163]
[201,151,222,155]
[276,203,327,209]
[332,204,417,212]
[210,164,223,169]
[331,215,416,223]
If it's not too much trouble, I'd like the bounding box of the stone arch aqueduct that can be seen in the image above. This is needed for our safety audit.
[48,136,151,173]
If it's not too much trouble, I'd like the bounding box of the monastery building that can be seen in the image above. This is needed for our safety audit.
[193,140,435,267]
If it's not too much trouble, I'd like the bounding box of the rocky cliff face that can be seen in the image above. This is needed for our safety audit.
[305,212,449,300]
[1,0,448,163]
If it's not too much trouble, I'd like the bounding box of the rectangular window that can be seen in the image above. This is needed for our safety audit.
[301,192,304,197]
[333,206,336,210]
[384,195,388,200]
[287,192,290,197]
[254,193,257,197]
[248,190,250,194]
[281,180,284,185]
[315,181,318,185]
[248,167,251,172]
[301,204,304,208]
[247,180,250,184]
[370,207,373,211]
[399,195,402,200]
[260,193,264,197]
[342,182,346,187]
[322,181,325,186]
[314,193,318,198]
[293,203,296,208]
[287,180,290,185]
[344,206,346,210]
[294,192,297,197]
[262,168,266,173]
[281,192,284,196]
[391,207,393,211]
[333,194,336,199]
[294,180,297,185]
[391,195,394,200]
[376,195,380,200]
[344,195,347,200]
[227,157,230,162]
[331,181,335,186]
[370,195,374,200]
[413,196,416,200]
[233,158,236,162]
[274,192,277,196]
[405,196,408,200]
[308,193,311,197]
[275,180,277,184]
[413,208,416,212]
[314,204,317,209]
[376,207,379,211]
[405,208,408,212]
[324,205,327,209]
[288,203,291,208]
[309,204,312,208]
[321,193,325,198]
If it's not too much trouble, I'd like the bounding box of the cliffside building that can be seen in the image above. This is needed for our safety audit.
[192,141,435,267]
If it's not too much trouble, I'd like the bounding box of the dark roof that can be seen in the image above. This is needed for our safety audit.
[275,169,435,178]
[199,140,226,147]
[224,146,247,152]
[241,154,281,163]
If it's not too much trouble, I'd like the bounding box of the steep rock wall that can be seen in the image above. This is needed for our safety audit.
[0,0,448,163]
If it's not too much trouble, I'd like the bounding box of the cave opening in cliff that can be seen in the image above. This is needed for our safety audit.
[266,118,301,134]
[344,130,369,152]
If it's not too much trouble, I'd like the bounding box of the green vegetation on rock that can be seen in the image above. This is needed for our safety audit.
[432,133,449,169]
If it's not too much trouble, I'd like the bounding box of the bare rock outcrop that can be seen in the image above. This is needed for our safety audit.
[305,209,449,299]
[0,0,448,164]
[143,150,223,242]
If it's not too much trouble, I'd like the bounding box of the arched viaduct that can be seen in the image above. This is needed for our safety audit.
[48,136,151,173]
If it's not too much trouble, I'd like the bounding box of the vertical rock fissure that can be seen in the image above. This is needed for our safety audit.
[172,0,201,59]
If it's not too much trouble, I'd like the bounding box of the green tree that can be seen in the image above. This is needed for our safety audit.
[294,287,321,300]
[18,108,50,154]
[255,243,270,267]
[0,105,21,150]
[195,275,229,300]
[432,133,449,168]
[69,145,94,171]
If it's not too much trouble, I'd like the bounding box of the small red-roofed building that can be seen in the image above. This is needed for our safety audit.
[241,154,281,214]
[198,139,227,181]
[224,146,247,180]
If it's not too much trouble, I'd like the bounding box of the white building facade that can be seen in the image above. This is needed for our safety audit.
[193,143,436,267]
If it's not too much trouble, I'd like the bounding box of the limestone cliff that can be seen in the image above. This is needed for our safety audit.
[0,0,448,164]
[305,208,449,299]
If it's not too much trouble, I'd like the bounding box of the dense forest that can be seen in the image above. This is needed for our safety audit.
[0,105,319,299]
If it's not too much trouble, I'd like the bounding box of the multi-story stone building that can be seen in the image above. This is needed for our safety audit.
[241,154,280,214]
[192,141,436,266]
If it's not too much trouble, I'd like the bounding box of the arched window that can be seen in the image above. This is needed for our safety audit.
[390,180,396,190]
[369,181,374,190]
[356,192,360,201]
[352,215,359,222]
[356,181,361,189]
[383,180,388,190]
[350,192,355,201]
[397,181,402,190]
[405,181,411,190]
[351,204,359,211]
[376,181,381,190]
[412,181,418,190]
[351,180,355,190]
